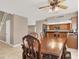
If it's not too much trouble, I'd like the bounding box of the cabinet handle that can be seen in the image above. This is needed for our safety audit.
[54,34,56,37]
[58,34,60,37]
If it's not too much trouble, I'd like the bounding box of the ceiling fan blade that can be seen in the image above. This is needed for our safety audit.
[57,5,67,9]
[39,5,50,9]
[48,0,53,3]
[59,0,66,2]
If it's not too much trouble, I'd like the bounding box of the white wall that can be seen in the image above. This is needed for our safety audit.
[46,12,77,24]
[0,13,14,44]
[36,20,45,38]
[47,17,71,24]
[0,12,28,45]
[28,25,36,33]
[13,15,28,45]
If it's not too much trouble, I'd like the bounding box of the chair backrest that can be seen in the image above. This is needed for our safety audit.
[40,32,43,39]
[39,32,44,43]
[22,35,40,59]
[29,32,38,38]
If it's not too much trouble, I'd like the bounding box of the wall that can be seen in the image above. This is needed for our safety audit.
[0,12,28,46]
[0,20,6,41]
[0,13,15,45]
[0,11,4,22]
[0,13,8,42]
[36,20,45,38]
[9,14,14,45]
[28,25,35,33]
[47,17,71,24]
[13,15,28,45]
[46,12,77,24]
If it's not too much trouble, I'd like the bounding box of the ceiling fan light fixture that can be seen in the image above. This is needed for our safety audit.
[38,0,67,12]
[54,7,59,11]
[48,7,59,13]
[48,8,53,13]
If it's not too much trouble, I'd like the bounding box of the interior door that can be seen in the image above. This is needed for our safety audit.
[6,20,10,44]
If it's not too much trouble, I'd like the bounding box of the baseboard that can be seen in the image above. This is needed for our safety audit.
[13,43,22,47]
[0,40,22,47]
[0,40,13,47]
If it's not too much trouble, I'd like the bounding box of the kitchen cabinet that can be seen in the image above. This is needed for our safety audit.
[43,23,71,38]
[67,16,78,49]
[71,16,78,32]
[67,33,78,49]
[48,23,71,30]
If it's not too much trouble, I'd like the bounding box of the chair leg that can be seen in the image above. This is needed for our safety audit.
[22,52,26,59]
[61,46,66,59]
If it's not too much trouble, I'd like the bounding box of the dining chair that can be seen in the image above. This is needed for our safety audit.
[22,35,41,59]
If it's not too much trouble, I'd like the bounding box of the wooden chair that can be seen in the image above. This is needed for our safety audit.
[22,35,41,59]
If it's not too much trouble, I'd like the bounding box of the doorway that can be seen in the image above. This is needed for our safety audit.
[6,20,10,44]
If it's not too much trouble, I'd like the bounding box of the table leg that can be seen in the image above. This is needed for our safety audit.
[61,45,66,59]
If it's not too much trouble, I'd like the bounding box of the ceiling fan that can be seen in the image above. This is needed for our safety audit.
[38,0,67,11]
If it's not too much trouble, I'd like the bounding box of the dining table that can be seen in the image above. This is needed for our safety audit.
[34,37,67,59]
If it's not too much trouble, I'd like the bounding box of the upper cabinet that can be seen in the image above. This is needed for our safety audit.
[48,23,71,30]
[43,23,72,33]
[71,16,78,32]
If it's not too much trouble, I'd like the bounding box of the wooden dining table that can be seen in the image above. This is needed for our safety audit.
[34,37,67,59]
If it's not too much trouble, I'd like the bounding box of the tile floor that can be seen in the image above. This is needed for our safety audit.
[0,42,22,59]
[0,42,78,59]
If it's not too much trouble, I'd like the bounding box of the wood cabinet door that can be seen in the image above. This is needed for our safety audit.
[47,32,67,40]
[71,16,78,31]
[49,25,55,30]
[47,33,55,39]
[59,33,67,38]
[60,24,71,30]
[49,23,71,30]
[67,36,78,49]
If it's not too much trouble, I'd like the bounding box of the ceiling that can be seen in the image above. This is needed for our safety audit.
[0,0,78,25]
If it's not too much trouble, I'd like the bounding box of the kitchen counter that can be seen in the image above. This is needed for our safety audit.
[46,30,72,33]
